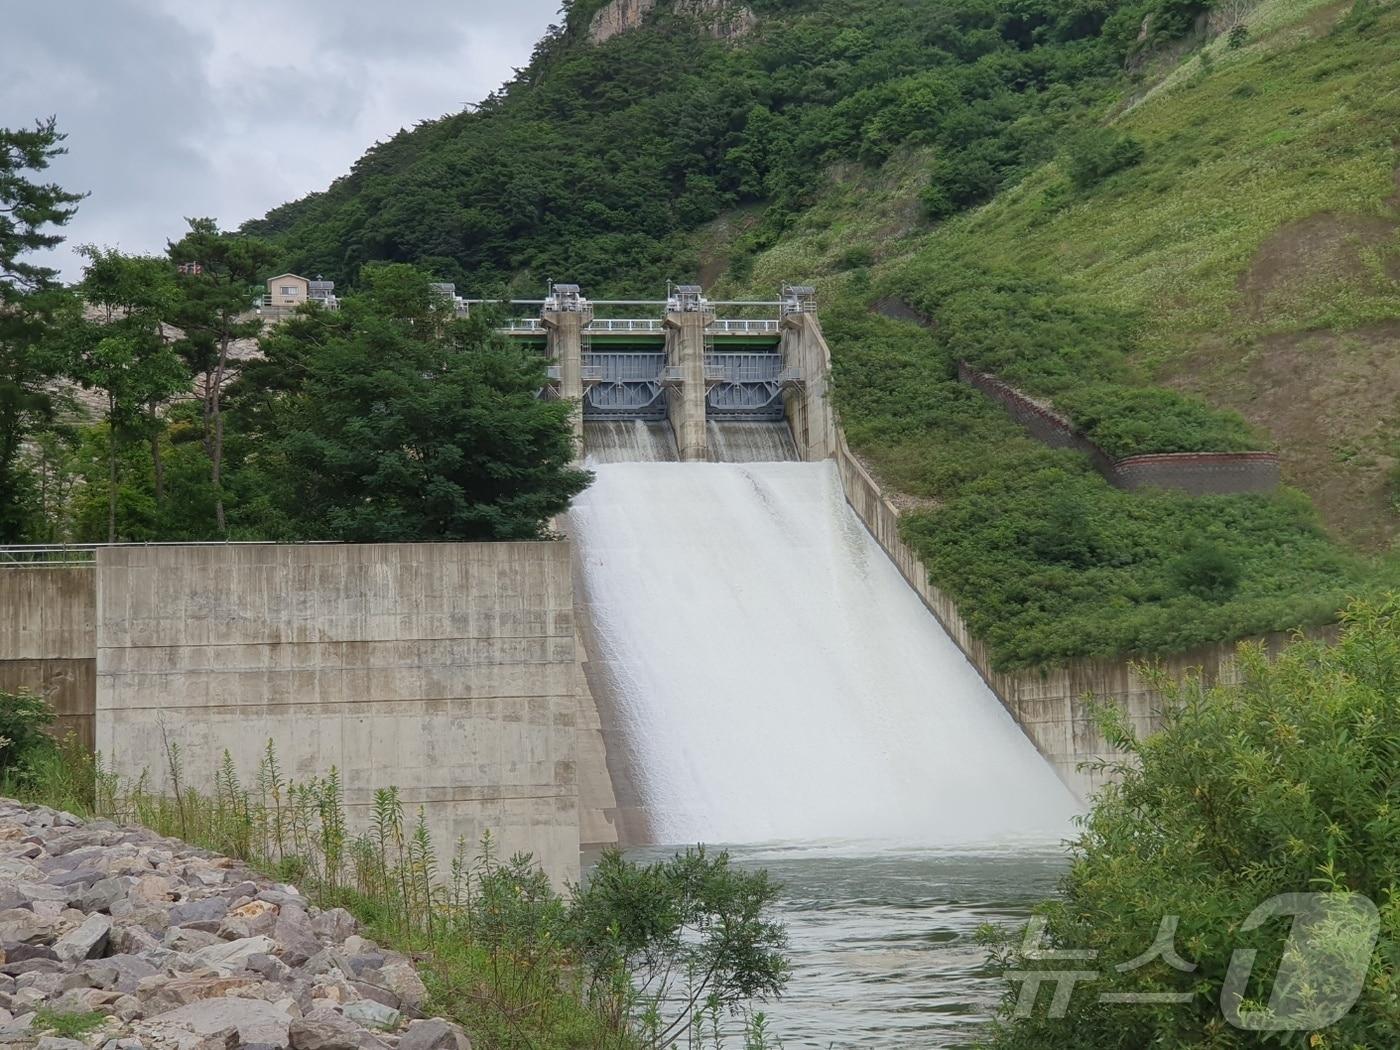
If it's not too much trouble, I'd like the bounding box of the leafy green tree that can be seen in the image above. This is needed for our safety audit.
[0,118,84,541]
[167,218,277,533]
[236,264,590,541]
[982,596,1400,1049]
[68,247,186,541]
[569,846,789,1047]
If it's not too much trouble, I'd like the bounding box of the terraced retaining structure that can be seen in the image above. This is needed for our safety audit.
[957,363,1282,496]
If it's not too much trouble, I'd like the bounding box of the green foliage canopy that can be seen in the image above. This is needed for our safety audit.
[232,264,591,542]
[982,596,1400,1049]
[0,118,83,541]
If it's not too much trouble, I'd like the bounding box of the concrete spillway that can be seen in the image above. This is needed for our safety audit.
[583,421,679,463]
[568,460,1079,845]
[706,421,798,463]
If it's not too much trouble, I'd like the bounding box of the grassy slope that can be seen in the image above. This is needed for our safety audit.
[714,0,1399,669]
[737,0,1400,548]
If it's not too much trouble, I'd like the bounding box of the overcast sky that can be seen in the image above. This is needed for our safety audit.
[4,0,561,280]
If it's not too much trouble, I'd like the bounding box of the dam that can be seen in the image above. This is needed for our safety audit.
[0,284,1196,1045]
[1,282,1197,881]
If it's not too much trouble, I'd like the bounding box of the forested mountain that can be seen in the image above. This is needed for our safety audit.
[243,0,1181,294]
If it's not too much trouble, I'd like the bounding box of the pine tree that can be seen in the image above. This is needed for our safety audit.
[167,218,276,534]
[0,118,84,541]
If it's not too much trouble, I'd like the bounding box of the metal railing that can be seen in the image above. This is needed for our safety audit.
[587,318,664,333]
[0,546,96,566]
[500,317,779,336]
[252,295,340,310]
[710,319,780,334]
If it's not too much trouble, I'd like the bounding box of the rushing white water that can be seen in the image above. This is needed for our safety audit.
[569,461,1080,845]
[706,421,798,462]
[582,420,679,463]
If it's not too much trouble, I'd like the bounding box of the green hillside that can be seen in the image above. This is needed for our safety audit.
[247,0,1400,669]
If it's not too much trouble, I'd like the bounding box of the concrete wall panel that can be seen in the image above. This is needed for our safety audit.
[0,566,96,750]
[96,542,581,886]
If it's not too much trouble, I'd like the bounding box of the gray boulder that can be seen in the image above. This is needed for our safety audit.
[0,912,54,946]
[148,996,293,1047]
[1,945,57,965]
[288,1017,386,1050]
[398,1019,471,1050]
[80,879,131,915]
[376,963,426,1013]
[309,910,356,945]
[272,906,320,968]
[189,936,278,975]
[54,913,111,963]
[81,955,158,994]
[168,898,227,927]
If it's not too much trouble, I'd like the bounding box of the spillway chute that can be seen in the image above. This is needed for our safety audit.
[567,460,1079,846]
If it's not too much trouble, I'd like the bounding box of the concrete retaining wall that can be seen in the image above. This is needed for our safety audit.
[957,363,1281,496]
[833,436,1290,797]
[0,566,96,751]
[94,543,583,887]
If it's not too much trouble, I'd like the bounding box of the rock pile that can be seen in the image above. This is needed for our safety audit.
[0,801,471,1050]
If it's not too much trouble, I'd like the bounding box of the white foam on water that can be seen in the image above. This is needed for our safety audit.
[568,460,1080,845]
[706,421,798,462]
[583,420,679,464]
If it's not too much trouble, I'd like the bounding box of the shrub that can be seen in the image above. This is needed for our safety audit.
[1227,23,1249,49]
[1053,383,1260,457]
[923,153,1001,219]
[1170,537,1241,599]
[981,596,1400,1049]
[1062,128,1146,189]
[33,1010,105,1039]
[569,848,789,1045]
[836,244,874,271]
[0,690,57,788]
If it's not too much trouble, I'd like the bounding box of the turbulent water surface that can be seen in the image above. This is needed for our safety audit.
[615,842,1069,1048]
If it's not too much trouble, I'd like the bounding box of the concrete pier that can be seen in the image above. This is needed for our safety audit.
[663,287,713,462]
[541,285,592,456]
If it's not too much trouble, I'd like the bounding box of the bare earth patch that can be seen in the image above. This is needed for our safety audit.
[1162,322,1400,551]
[1236,211,1399,322]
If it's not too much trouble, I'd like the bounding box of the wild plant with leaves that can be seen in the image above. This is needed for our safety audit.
[15,733,788,1050]
[980,596,1400,1049]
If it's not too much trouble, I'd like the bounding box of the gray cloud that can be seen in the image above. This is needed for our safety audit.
[2,0,562,279]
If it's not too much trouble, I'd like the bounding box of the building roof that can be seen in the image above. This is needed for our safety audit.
[266,272,308,283]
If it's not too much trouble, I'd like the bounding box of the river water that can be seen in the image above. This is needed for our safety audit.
[620,841,1068,1048]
